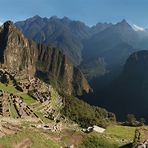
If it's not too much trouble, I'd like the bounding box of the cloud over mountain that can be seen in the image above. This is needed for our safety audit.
[133,24,145,31]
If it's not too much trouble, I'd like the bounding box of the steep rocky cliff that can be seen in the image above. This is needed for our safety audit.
[0,21,37,77]
[36,44,91,95]
[0,21,91,96]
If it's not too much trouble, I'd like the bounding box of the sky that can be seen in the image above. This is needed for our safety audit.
[0,0,148,27]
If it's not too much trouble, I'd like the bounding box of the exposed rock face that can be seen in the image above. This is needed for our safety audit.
[36,44,91,95]
[0,21,37,77]
[0,21,91,96]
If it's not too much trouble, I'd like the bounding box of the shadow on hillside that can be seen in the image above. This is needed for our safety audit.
[119,143,133,148]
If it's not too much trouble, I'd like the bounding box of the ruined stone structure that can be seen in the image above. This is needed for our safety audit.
[0,90,37,118]
[0,68,64,122]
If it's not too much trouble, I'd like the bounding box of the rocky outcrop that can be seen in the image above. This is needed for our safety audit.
[0,21,37,77]
[0,21,91,96]
[36,44,91,95]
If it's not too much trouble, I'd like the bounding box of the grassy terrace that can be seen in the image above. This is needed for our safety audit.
[19,94,37,105]
[0,82,139,147]
[0,83,19,93]
[105,125,136,142]
[0,128,60,148]
[9,100,19,118]
[0,82,37,105]
[80,125,136,147]
[0,82,54,124]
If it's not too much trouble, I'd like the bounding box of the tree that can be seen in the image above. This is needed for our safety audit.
[126,114,136,126]
[139,118,145,126]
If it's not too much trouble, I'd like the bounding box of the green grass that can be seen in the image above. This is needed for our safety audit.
[35,104,46,110]
[0,128,60,148]
[19,94,37,105]
[80,132,118,148]
[105,125,136,140]
[35,111,51,123]
[102,125,136,146]
[0,82,19,93]
[9,100,19,118]
[0,82,37,106]
[0,82,51,124]
[80,125,136,148]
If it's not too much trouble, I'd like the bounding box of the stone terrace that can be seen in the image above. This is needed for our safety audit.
[0,90,37,119]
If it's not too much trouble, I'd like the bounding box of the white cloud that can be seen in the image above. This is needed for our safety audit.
[132,24,145,31]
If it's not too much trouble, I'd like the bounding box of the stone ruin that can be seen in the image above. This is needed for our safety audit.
[0,68,64,123]
[0,90,37,118]
[0,68,16,85]
[137,140,148,148]
[0,68,54,104]
[16,78,39,93]
[30,91,50,103]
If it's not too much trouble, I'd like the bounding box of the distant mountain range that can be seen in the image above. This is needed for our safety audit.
[15,16,148,120]
[15,15,112,66]
[15,16,148,79]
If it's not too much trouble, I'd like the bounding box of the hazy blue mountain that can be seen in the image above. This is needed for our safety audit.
[16,16,148,87]
[80,20,141,80]
[83,19,139,60]
[16,15,83,65]
[15,16,112,66]
[90,22,113,36]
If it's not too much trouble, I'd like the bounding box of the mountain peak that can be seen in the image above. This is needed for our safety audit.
[3,21,17,32]
[50,16,59,20]
[32,15,42,19]
[25,15,43,23]
[121,19,128,23]
[115,19,133,30]
[4,21,15,27]
[62,16,70,21]
[117,19,129,26]
[33,15,41,18]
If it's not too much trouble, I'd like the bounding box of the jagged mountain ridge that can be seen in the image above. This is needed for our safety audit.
[0,21,91,96]
[16,16,148,79]
[83,19,139,58]
[15,15,112,65]
[15,16,86,65]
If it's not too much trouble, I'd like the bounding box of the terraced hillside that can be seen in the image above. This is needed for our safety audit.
[0,68,138,148]
[0,68,64,124]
